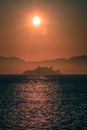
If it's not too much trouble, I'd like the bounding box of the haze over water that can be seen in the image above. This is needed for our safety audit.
[0,1,87,129]
[0,75,87,130]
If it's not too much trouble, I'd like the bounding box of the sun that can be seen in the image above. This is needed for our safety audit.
[32,16,41,26]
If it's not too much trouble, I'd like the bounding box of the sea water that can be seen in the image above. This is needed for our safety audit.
[0,75,87,130]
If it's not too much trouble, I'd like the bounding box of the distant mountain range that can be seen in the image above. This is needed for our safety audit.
[0,55,87,74]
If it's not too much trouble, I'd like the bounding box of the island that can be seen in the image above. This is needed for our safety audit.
[23,66,61,76]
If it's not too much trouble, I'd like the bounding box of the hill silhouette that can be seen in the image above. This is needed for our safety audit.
[0,55,87,74]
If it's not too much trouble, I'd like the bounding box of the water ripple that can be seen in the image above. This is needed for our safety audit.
[0,75,87,130]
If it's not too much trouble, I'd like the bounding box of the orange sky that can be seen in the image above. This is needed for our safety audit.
[0,0,87,61]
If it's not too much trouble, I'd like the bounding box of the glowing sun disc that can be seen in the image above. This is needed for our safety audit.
[32,16,41,26]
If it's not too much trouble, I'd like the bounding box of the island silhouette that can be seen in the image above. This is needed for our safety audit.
[23,66,61,76]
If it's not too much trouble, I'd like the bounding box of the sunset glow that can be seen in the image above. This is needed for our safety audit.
[32,16,41,26]
[0,0,86,63]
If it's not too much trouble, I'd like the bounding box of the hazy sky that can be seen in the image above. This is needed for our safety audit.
[0,0,87,61]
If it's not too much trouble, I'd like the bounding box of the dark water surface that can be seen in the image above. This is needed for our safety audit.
[0,75,87,130]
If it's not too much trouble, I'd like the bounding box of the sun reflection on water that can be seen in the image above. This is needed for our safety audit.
[1,75,86,129]
[13,77,62,129]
